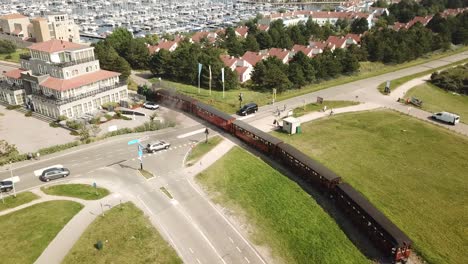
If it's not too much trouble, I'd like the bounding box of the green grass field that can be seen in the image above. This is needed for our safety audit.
[151,47,468,114]
[406,83,468,123]
[0,200,83,264]
[0,48,28,63]
[186,136,223,166]
[41,184,110,200]
[0,192,39,212]
[293,100,358,117]
[272,110,468,264]
[197,147,368,264]
[63,202,181,264]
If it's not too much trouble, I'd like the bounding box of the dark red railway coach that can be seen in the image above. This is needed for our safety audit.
[231,120,283,155]
[335,183,412,263]
[155,89,194,112]
[192,101,236,131]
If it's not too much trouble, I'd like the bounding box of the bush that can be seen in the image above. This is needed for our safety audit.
[5,54,12,59]
[0,39,16,54]
[89,117,101,124]
[104,114,113,121]
[38,141,80,155]
[57,115,68,121]
[49,121,60,128]
[101,102,119,110]
[70,130,79,136]
[66,120,83,130]
[6,105,21,110]
[24,111,32,117]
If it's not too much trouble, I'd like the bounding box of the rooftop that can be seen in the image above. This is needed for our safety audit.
[40,70,120,91]
[3,68,26,79]
[29,39,89,53]
[0,13,27,20]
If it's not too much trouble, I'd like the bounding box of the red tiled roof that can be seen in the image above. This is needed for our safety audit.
[40,70,120,91]
[311,41,328,50]
[191,31,210,42]
[292,44,313,56]
[3,68,26,79]
[268,48,289,61]
[148,45,158,54]
[345,33,361,44]
[241,51,265,67]
[158,40,177,50]
[326,36,347,49]
[235,26,248,38]
[220,54,237,68]
[257,24,269,31]
[0,13,27,20]
[235,66,249,75]
[29,39,88,53]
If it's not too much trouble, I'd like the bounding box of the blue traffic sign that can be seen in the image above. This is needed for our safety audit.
[127,139,140,145]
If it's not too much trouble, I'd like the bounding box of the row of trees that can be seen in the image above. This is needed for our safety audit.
[149,41,239,90]
[251,48,360,92]
[0,39,16,54]
[427,12,468,45]
[430,64,468,94]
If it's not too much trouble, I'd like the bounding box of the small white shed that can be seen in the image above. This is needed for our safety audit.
[282,117,301,135]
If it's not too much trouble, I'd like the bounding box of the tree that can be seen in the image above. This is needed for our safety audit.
[243,35,260,52]
[126,38,150,69]
[93,41,131,79]
[288,63,306,88]
[290,51,316,83]
[351,18,369,34]
[0,140,17,157]
[256,31,273,49]
[372,0,389,7]
[90,124,101,137]
[149,112,158,122]
[224,27,244,57]
[341,50,360,74]
[148,49,172,77]
[288,25,307,45]
[79,125,90,141]
[0,40,16,54]
[144,33,159,45]
[105,28,133,58]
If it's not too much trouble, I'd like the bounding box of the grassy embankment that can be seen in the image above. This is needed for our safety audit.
[0,48,28,63]
[150,47,468,114]
[185,135,223,166]
[272,110,468,264]
[0,201,83,264]
[63,202,182,264]
[405,83,468,123]
[292,100,358,117]
[41,184,110,200]
[0,192,39,212]
[197,147,369,264]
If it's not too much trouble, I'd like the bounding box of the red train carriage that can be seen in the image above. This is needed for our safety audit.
[155,89,195,112]
[231,120,283,155]
[334,183,412,263]
[192,101,236,131]
[275,143,342,189]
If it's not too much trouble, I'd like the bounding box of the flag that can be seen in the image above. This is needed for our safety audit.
[209,65,212,80]
[198,63,202,78]
[221,68,225,83]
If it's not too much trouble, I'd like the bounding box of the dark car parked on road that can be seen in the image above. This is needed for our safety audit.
[237,103,258,116]
[40,167,70,182]
[0,180,13,192]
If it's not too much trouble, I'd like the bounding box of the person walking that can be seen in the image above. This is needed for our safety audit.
[36,152,40,160]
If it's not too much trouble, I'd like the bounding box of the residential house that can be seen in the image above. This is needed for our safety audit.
[268,48,290,64]
[235,26,248,38]
[0,13,31,40]
[148,40,178,54]
[291,44,314,57]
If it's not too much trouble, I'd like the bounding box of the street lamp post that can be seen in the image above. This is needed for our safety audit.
[9,162,15,198]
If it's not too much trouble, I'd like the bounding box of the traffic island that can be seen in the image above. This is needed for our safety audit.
[138,169,154,179]
[41,184,110,200]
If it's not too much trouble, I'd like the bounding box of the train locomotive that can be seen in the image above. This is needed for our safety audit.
[154,89,412,263]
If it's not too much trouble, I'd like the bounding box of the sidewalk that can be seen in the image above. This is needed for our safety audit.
[183,139,236,177]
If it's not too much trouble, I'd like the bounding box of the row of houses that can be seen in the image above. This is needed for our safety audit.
[392,8,467,31]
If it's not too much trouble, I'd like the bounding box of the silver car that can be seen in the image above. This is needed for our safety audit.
[40,167,70,182]
[146,140,170,153]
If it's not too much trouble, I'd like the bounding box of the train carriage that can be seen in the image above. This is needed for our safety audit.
[275,142,341,189]
[192,101,236,131]
[155,89,195,112]
[335,183,412,263]
[231,120,283,155]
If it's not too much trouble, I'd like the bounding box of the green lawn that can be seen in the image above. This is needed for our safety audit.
[63,202,181,264]
[41,184,110,200]
[272,110,468,264]
[406,82,468,123]
[0,201,83,264]
[0,192,39,212]
[185,136,223,166]
[197,147,368,264]
[293,100,358,117]
[0,48,28,63]
[151,47,468,114]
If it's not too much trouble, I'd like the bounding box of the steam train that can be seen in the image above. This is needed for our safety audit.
[155,89,412,263]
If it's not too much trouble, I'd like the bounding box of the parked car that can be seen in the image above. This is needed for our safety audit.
[0,180,13,192]
[237,103,258,116]
[146,140,171,152]
[144,101,160,110]
[40,167,70,182]
[432,112,460,125]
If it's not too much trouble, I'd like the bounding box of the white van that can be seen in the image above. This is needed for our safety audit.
[432,112,460,125]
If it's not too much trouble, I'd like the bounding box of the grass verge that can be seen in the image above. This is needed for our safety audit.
[0,192,39,212]
[272,110,468,264]
[41,184,110,200]
[293,100,358,117]
[138,169,154,179]
[0,200,83,264]
[185,136,223,166]
[151,47,468,114]
[405,83,468,123]
[62,202,182,264]
[377,58,468,94]
[197,147,368,263]
[0,48,28,63]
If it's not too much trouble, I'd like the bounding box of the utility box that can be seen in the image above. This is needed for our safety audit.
[282,117,301,135]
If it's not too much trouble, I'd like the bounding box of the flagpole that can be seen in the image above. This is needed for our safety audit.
[221,68,225,99]
[198,63,202,94]
[209,65,212,96]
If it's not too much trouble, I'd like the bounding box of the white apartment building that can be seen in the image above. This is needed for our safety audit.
[0,39,128,119]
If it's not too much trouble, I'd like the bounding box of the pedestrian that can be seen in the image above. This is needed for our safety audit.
[36,152,40,160]
[329,108,334,116]
[283,104,286,111]
[323,105,327,112]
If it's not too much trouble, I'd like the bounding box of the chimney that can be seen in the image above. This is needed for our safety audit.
[61,40,63,44]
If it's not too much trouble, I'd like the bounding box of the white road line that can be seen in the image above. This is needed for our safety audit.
[182,148,191,167]
[177,128,206,138]
[228,237,234,243]
[189,248,194,254]
[237,114,255,120]
[236,246,242,253]
[244,257,250,263]
[196,258,202,264]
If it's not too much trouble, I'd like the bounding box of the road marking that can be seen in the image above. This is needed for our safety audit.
[189,248,194,254]
[228,237,234,243]
[236,246,241,253]
[182,148,191,167]
[196,258,202,264]
[237,114,255,120]
[177,128,206,138]
[244,257,250,263]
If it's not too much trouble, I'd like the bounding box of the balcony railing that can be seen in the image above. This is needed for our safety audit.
[31,81,126,106]
[52,57,96,68]
[0,80,24,91]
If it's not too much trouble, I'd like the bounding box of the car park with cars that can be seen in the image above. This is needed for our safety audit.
[40,167,70,182]
[143,101,160,110]
[146,140,171,152]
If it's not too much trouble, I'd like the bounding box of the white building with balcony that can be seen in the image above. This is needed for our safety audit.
[0,39,128,119]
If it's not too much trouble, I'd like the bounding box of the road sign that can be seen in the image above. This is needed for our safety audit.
[127,139,140,145]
